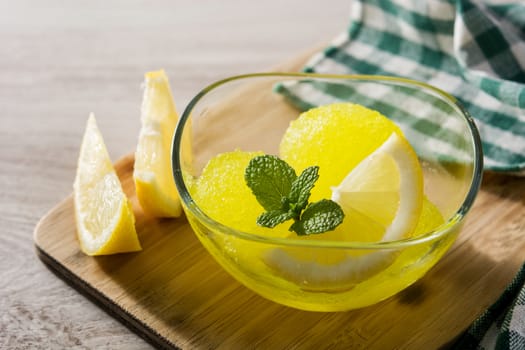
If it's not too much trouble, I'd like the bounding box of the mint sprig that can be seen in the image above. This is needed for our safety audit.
[244,155,344,235]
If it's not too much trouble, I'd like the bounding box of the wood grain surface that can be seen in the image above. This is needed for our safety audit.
[33,150,525,350]
[0,1,349,349]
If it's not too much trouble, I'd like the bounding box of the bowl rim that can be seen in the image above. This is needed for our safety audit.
[172,72,483,249]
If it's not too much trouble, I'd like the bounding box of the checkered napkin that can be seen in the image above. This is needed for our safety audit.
[452,263,525,350]
[279,0,525,174]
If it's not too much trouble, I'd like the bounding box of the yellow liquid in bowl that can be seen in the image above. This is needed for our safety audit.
[184,208,458,311]
[182,103,468,311]
[184,158,460,311]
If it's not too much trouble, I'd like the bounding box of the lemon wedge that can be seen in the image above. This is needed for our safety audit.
[133,70,183,218]
[73,114,141,255]
[331,131,423,242]
[265,131,424,289]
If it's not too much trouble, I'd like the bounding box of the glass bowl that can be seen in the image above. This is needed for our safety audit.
[172,73,483,312]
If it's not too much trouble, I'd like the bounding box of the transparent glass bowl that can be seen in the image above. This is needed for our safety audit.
[172,73,483,311]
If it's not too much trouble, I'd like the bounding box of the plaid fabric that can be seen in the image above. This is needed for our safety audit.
[452,262,525,350]
[280,0,525,174]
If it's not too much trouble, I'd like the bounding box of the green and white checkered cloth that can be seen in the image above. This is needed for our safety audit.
[278,0,525,348]
[452,263,525,350]
[280,0,525,174]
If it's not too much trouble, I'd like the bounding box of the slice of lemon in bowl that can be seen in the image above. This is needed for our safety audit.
[134,70,185,218]
[265,131,425,289]
[331,131,423,242]
[74,114,141,256]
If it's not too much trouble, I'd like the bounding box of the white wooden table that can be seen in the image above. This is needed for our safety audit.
[0,1,348,348]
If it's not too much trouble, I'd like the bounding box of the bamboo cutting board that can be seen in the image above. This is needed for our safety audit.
[34,53,525,349]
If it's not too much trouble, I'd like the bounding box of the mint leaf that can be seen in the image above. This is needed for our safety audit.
[245,155,296,211]
[290,199,344,235]
[245,154,344,236]
[257,210,294,228]
[289,166,319,212]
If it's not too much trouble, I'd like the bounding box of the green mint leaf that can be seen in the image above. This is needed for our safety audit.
[257,210,294,228]
[289,220,306,236]
[245,154,345,236]
[245,155,296,211]
[290,199,344,235]
[289,166,319,212]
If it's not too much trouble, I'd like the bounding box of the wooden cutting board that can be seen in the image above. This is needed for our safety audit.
[34,51,525,350]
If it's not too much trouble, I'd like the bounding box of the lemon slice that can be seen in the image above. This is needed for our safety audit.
[134,70,184,218]
[73,114,141,255]
[331,132,423,242]
[265,132,424,289]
